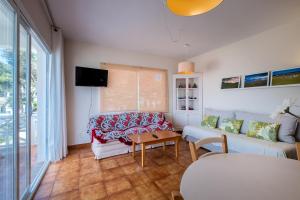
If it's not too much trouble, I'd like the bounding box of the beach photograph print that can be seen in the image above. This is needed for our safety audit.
[244,72,269,88]
[271,67,300,86]
[221,76,240,89]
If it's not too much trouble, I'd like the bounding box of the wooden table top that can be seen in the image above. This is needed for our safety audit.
[128,131,181,144]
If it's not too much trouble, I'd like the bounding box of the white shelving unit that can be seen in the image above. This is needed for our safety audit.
[172,73,203,130]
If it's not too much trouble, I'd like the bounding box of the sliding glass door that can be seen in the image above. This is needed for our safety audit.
[0,1,15,199]
[19,23,30,199]
[0,0,50,199]
[30,35,48,183]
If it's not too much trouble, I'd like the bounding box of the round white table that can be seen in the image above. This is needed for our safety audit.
[181,154,300,200]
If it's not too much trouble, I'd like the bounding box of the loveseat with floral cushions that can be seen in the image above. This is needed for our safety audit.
[87,112,174,159]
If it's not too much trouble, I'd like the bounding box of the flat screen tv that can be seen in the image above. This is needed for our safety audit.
[75,66,108,87]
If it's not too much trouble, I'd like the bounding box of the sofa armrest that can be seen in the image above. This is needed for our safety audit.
[162,120,174,130]
[91,128,105,143]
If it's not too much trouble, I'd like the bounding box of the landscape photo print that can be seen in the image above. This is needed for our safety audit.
[221,76,241,89]
[271,67,300,86]
[244,72,269,88]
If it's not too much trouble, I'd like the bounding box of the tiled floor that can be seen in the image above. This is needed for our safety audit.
[34,141,207,200]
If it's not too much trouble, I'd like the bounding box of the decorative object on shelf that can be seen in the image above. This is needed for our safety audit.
[271,67,300,86]
[244,72,269,88]
[166,0,223,16]
[271,98,300,120]
[192,83,198,88]
[178,82,186,88]
[221,76,241,89]
[178,61,195,74]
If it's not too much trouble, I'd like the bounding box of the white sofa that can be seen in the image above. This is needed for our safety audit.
[183,108,300,159]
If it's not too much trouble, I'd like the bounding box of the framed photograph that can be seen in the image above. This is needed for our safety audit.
[221,76,241,89]
[244,72,269,88]
[271,67,300,86]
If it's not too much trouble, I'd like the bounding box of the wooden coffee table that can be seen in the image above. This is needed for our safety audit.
[128,131,181,167]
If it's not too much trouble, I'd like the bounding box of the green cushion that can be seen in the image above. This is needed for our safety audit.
[201,115,219,129]
[247,120,280,142]
[220,119,243,134]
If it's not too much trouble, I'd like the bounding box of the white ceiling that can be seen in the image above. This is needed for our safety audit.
[47,0,300,59]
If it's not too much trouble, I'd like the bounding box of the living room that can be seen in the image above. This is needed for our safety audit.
[1,0,300,200]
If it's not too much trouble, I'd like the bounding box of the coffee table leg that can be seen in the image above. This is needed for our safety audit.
[141,143,145,168]
[163,142,166,151]
[175,138,179,160]
[132,142,136,158]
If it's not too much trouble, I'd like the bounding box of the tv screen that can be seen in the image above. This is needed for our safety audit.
[75,66,108,87]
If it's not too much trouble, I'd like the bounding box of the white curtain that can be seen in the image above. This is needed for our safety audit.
[48,29,68,161]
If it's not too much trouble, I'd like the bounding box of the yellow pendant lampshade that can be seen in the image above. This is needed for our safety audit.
[178,61,195,74]
[167,0,223,16]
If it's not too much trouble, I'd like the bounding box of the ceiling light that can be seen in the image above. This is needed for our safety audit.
[178,61,195,74]
[167,0,223,16]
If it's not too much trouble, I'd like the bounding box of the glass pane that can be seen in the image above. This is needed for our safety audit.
[0,1,15,199]
[19,25,29,197]
[30,37,47,181]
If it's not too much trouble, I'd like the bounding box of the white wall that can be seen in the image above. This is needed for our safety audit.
[190,20,300,116]
[64,39,178,145]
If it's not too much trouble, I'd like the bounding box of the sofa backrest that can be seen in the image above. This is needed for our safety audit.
[95,112,165,132]
[205,108,235,128]
[203,108,300,143]
[235,111,273,134]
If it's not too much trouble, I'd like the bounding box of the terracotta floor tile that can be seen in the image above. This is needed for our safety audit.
[59,160,80,172]
[34,140,195,200]
[102,167,125,181]
[127,172,152,187]
[49,190,80,200]
[80,148,93,154]
[115,155,136,166]
[80,182,107,200]
[34,183,53,199]
[51,177,79,196]
[47,162,61,173]
[144,166,169,181]
[62,153,80,162]
[80,164,101,176]
[79,172,103,188]
[122,163,143,175]
[154,175,180,195]
[105,177,132,195]
[152,156,175,166]
[56,169,80,180]
[100,159,119,170]
[108,189,139,200]
[135,183,166,200]
[68,148,81,154]
[160,163,184,175]
[80,151,94,159]
[40,172,57,185]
